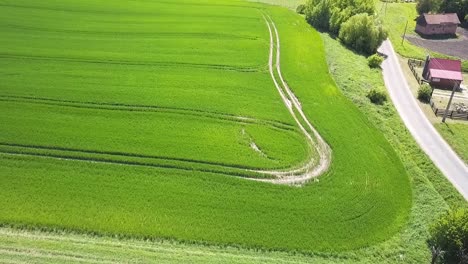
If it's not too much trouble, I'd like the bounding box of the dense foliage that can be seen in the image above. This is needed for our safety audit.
[367,88,388,104]
[418,84,433,102]
[416,0,442,14]
[305,0,332,30]
[367,54,384,68]
[296,4,306,14]
[416,0,467,23]
[428,208,468,264]
[304,0,387,54]
[339,14,388,54]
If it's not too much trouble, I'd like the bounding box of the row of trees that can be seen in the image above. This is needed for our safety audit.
[417,0,468,23]
[302,0,387,54]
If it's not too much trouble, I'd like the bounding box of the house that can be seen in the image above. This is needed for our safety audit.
[422,57,463,89]
[416,13,460,36]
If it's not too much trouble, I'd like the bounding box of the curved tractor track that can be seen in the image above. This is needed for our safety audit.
[252,15,331,185]
[0,16,331,185]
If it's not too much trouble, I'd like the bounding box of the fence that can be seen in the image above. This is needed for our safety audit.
[430,99,468,120]
[407,59,425,84]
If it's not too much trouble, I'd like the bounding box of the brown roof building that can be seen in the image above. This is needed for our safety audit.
[422,57,463,89]
[416,13,461,36]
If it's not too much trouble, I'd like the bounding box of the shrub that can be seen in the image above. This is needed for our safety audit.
[367,88,387,104]
[418,84,432,103]
[296,4,306,14]
[338,14,388,54]
[367,54,384,68]
[428,208,468,264]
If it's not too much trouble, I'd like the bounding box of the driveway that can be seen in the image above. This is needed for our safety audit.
[378,40,468,201]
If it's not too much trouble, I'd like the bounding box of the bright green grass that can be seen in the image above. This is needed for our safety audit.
[435,123,468,163]
[0,0,411,252]
[0,0,312,173]
[249,0,304,10]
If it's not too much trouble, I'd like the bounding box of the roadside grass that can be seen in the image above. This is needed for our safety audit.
[435,123,468,163]
[0,0,412,253]
[321,32,466,262]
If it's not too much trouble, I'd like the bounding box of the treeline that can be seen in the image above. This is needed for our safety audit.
[298,0,387,54]
[417,0,468,23]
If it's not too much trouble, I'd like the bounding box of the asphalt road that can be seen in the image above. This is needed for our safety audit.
[378,40,468,201]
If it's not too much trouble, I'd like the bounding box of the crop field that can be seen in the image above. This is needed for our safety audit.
[0,0,411,253]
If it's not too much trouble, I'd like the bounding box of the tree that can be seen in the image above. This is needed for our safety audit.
[416,0,442,14]
[305,0,332,31]
[428,208,468,264]
[439,0,468,24]
[329,0,375,33]
[338,14,388,54]
[296,4,306,14]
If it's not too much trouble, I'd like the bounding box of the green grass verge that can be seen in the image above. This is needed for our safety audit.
[0,0,412,253]
[435,123,468,163]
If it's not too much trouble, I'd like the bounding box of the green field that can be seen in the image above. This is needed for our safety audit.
[0,0,411,253]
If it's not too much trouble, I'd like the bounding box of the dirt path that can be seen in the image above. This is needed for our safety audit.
[251,15,331,185]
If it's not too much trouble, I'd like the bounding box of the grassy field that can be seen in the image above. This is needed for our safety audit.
[435,123,468,163]
[0,0,412,253]
[1,18,466,264]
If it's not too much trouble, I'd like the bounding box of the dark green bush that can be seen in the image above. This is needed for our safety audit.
[367,88,387,104]
[428,208,468,264]
[418,84,432,103]
[296,4,306,14]
[367,54,384,68]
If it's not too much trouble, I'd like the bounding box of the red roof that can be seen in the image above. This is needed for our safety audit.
[429,69,463,81]
[428,58,463,81]
[421,13,460,25]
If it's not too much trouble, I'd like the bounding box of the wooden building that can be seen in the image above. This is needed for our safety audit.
[416,13,460,36]
[422,57,463,89]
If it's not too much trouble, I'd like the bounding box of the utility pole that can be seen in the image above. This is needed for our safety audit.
[442,81,459,123]
[402,20,408,46]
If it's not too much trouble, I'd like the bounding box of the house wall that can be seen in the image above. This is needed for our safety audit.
[416,24,458,35]
[429,78,461,89]
[416,24,428,35]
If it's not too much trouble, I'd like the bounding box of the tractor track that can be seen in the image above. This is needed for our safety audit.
[0,16,331,185]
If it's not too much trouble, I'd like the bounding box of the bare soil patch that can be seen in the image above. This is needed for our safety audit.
[406,28,468,60]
